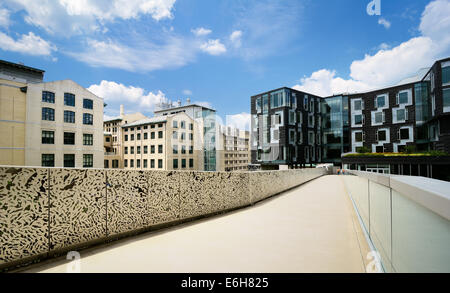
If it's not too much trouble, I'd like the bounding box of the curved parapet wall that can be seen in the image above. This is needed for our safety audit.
[0,166,327,270]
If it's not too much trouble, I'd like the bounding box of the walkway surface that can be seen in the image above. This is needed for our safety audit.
[22,175,370,273]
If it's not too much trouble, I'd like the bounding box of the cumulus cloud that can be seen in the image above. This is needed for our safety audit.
[378,18,391,29]
[293,0,450,97]
[182,89,192,95]
[229,30,242,48]
[68,37,198,72]
[88,80,168,115]
[0,8,10,27]
[225,112,251,131]
[3,0,176,35]
[191,27,212,36]
[0,31,57,56]
[200,39,227,55]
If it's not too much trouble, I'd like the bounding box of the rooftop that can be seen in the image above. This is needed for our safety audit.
[122,116,167,128]
[154,103,216,113]
[0,59,45,74]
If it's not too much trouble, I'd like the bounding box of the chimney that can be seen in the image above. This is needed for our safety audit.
[177,99,182,107]
[186,98,191,105]
[120,105,124,117]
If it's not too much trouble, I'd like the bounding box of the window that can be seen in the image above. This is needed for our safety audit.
[130,159,134,168]
[144,146,148,154]
[173,121,178,128]
[124,147,128,154]
[130,147,134,154]
[189,158,194,168]
[304,95,308,110]
[137,159,141,168]
[143,159,148,168]
[377,130,387,141]
[151,132,155,139]
[158,145,163,153]
[42,91,55,103]
[355,132,363,143]
[42,107,55,121]
[144,133,148,140]
[83,134,93,145]
[64,93,75,106]
[354,100,362,111]
[151,124,155,129]
[158,159,163,169]
[374,112,384,124]
[376,95,386,108]
[83,99,93,109]
[124,159,128,168]
[263,94,268,113]
[189,133,193,141]
[64,132,75,145]
[125,135,128,141]
[173,131,178,139]
[158,123,163,128]
[83,113,93,125]
[398,92,409,104]
[442,63,450,85]
[444,88,450,112]
[173,159,178,169]
[137,146,141,154]
[399,128,410,140]
[83,154,93,168]
[131,134,134,141]
[42,154,54,167]
[64,111,75,123]
[181,121,185,129]
[376,146,384,153]
[151,159,155,168]
[189,123,193,130]
[181,133,185,141]
[354,114,363,125]
[256,97,262,113]
[64,154,75,168]
[189,145,193,154]
[151,145,155,154]
[42,130,54,144]
[137,133,141,140]
[173,145,178,154]
[289,111,296,125]
[158,131,163,139]
[182,159,186,168]
[396,109,407,121]
[144,126,148,130]
[181,145,186,154]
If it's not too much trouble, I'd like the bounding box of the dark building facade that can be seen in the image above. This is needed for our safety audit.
[251,57,450,169]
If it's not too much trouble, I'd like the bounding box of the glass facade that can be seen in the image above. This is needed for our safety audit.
[321,96,349,163]
[415,82,431,123]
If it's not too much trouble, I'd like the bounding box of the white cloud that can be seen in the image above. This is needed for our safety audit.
[378,43,390,50]
[200,39,227,56]
[229,30,242,48]
[0,8,10,27]
[88,80,167,115]
[293,0,450,97]
[225,112,251,131]
[68,37,198,72]
[191,27,212,36]
[182,89,192,95]
[378,18,391,29]
[0,31,57,56]
[4,0,176,34]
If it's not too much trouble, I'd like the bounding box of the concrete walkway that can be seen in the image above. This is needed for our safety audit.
[22,175,370,273]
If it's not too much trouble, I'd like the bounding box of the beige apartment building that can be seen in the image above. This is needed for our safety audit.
[0,60,104,168]
[103,105,147,168]
[217,125,250,171]
[121,112,202,170]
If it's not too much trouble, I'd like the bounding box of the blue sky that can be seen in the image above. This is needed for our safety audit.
[0,0,449,129]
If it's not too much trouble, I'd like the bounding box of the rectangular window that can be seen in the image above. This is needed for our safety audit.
[64,110,75,123]
[158,131,163,139]
[64,93,75,106]
[400,128,410,140]
[83,113,93,125]
[124,147,128,154]
[151,124,155,129]
[173,121,178,128]
[158,159,163,169]
[130,159,134,168]
[151,145,155,154]
[397,109,406,121]
[42,130,54,144]
[376,146,384,153]
[442,64,450,85]
[354,100,362,111]
[42,107,55,121]
[42,91,55,103]
[143,159,148,168]
[181,121,185,129]
[83,133,93,145]
[189,158,194,168]
[181,132,185,141]
[125,135,128,141]
[375,112,384,124]
[263,94,268,113]
[398,92,409,104]
[124,159,128,168]
[41,154,54,167]
[256,97,262,113]
[354,114,363,125]
[189,145,193,154]
[151,132,155,139]
[304,95,308,110]
[83,99,93,109]
[144,133,148,140]
[83,154,93,168]
[181,159,186,168]
[173,159,178,169]
[189,133,193,141]
[64,132,75,145]
[131,134,134,141]
[144,146,148,154]
[137,146,141,154]
[173,145,178,154]
[158,145,163,153]
[173,131,178,139]
[137,133,141,140]
[64,154,75,168]
[355,132,363,143]
[181,145,186,154]
[443,88,450,111]
[376,95,386,108]
[189,123,193,130]
[130,147,134,154]
[137,159,141,168]
[378,130,387,141]
[151,159,155,168]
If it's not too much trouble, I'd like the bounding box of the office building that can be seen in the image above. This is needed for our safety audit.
[251,57,450,169]
[0,59,104,168]
[217,125,250,171]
